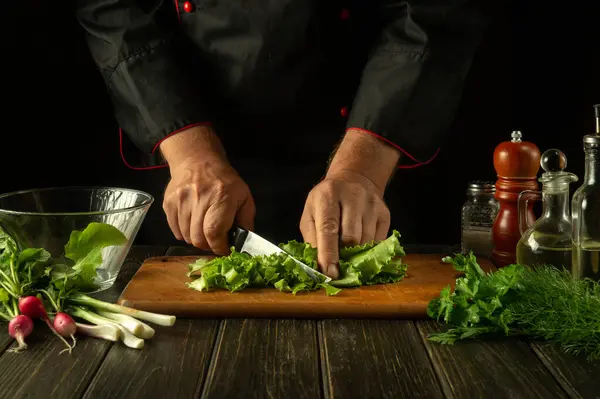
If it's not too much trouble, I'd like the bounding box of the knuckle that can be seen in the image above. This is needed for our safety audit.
[192,240,209,250]
[299,218,309,233]
[366,194,378,206]
[318,217,340,236]
[305,191,319,207]
[318,180,337,197]
[169,186,195,205]
[379,204,391,219]
[379,213,391,226]
[175,186,191,200]
[210,180,231,201]
[190,230,207,248]
[204,222,224,240]
[305,189,316,201]
[320,250,339,264]
[299,220,314,237]
[341,233,360,245]
[348,183,365,198]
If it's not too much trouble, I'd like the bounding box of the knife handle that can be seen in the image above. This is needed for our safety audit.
[228,225,248,253]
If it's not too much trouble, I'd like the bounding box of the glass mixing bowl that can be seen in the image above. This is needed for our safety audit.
[0,187,153,291]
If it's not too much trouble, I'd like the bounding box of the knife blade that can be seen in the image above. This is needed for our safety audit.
[228,225,332,283]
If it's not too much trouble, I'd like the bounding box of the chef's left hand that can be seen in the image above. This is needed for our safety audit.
[300,169,391,279]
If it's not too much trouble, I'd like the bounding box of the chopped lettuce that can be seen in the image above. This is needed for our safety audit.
[186,230,407,295]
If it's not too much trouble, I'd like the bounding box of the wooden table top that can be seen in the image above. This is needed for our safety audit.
[1,244,599,399]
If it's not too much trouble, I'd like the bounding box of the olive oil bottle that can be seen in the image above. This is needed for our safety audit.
[571,105,600,281]
[516,234,573,268]
[516,149,578,269]
[572,242,600,280]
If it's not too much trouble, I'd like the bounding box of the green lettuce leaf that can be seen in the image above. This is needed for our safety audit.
[331,230,407,288]
[187,230,407,295]
[51,222,128,291]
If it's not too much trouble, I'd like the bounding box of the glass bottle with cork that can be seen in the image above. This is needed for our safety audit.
[572,104,600,281]
[516,149,578,269]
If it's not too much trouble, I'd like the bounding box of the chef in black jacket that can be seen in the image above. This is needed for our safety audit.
[76,0,491,278]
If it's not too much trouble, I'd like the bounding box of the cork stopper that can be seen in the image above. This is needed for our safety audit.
[583,104,600,149]
[594,104,599,134]
[493,130,541,179]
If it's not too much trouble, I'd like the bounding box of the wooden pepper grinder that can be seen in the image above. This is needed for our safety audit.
[491,131,541,267]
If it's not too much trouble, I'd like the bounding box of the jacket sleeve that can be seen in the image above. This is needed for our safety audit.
[76,0,212,166]
[346,0,492,167]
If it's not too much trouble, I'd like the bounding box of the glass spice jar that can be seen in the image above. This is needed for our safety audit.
[461,181,499,259]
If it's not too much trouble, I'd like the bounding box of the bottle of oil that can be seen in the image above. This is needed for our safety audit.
[572,105,600,281]
[516,149,578,269]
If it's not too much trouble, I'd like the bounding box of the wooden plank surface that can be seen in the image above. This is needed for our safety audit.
[320,320,444,399]
[117,254,494,318]
[83,319,219,399]
[417,321,567,399]
[0,328,12,354]
[530,342,600,399]
[0,245,167,399]
[82,245,219,399]
[0,328,111,399]
[202,319,322,399]
[3,242,593,398]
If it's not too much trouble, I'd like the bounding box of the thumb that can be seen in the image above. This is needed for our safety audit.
[236,194,256,231]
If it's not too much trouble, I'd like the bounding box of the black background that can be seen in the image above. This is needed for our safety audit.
[1,0,598,246]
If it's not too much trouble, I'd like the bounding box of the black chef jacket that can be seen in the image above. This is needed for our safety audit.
[76,0,493,243]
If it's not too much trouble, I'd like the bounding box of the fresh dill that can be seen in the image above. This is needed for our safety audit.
[427,252,600,361]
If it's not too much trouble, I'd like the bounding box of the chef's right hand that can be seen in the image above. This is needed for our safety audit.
[159,126,255,255]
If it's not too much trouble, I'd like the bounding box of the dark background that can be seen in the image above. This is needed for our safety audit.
[1,0,598,246]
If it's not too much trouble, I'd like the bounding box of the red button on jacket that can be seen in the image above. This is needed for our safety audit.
[340,107,349,117]
[183,1,194,13]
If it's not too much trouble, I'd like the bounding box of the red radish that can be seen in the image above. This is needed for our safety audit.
[53,312,77,350]
[8,315,34,353]
[18,296,73,354]
[18,296,46,319]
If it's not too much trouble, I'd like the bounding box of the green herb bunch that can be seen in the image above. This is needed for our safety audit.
[427,252,600,361]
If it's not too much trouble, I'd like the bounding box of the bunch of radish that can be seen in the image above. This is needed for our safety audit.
[0,222,177,353]
[8,295,175,353]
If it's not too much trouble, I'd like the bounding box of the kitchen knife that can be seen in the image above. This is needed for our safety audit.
[228,225,332,283]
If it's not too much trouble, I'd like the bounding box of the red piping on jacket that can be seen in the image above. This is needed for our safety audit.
[119,122,212,171]
[119,128,168,170]
[347,127,440,169]
[173,0,181,22]
[150,122,212,153]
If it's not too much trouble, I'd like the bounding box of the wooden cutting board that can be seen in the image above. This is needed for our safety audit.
[117,254,493,319]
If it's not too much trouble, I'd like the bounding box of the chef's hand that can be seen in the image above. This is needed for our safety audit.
[159,126,255,255]
[299,129,401,278]
[300,170,390,278]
